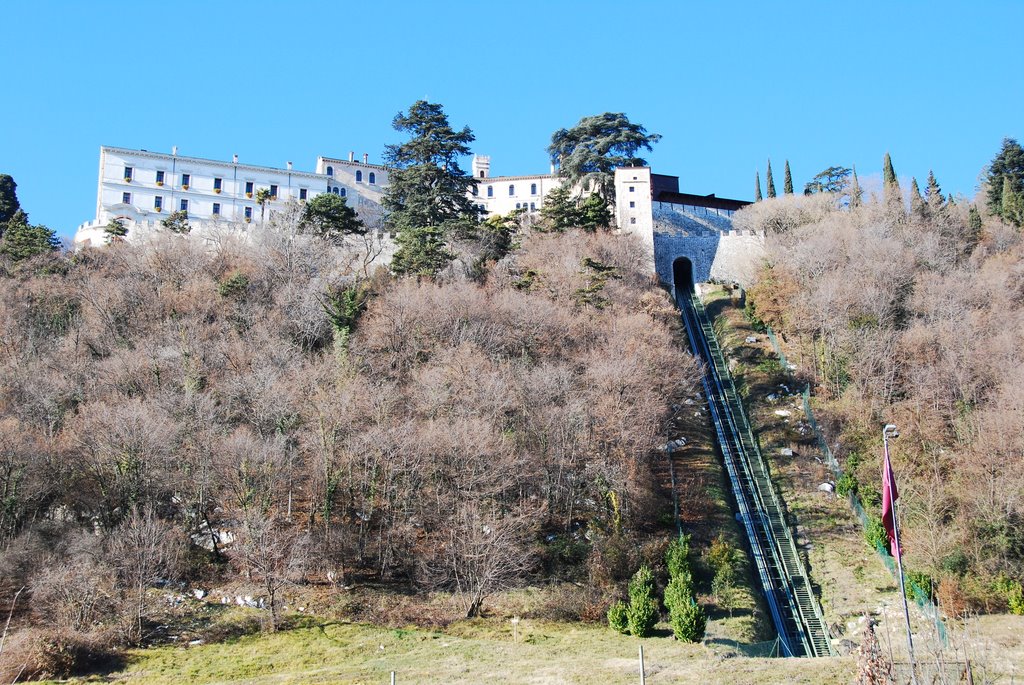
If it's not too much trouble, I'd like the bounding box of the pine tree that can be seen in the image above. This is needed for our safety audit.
[766,159,777,198]
[755,171,763,202]
[383,100,478,276]
[849,166,863,208]
[783,160,793,195]
[925,170,944,214]
[910,178,925,217]
[1001,175,1024,226]
[0,220,61,261]
[966,205,983,253]
[0,174,22,230]
[882,152,897,187]
[985,138,1024,225]
[539,184,579,232]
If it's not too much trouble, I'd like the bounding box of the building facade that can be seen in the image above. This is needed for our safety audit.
[74,148,563,246]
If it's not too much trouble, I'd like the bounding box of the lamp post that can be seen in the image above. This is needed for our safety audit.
[883,423,917,685]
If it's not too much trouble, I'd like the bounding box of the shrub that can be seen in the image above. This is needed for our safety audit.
[626,595,658,638]
[663,574,693,613]
[217,271,250,298]
[607,600,629,634]
[865,516,888,552]
[835,472,859,498]
[905,570,935,602]
[669,598,707,642]
[995,576,1024,615]
[665,535,690,580]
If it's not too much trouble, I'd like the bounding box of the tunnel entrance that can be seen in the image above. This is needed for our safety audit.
[673,257,694,295]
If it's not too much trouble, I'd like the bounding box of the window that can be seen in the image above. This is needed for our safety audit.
[531,183,537,195]
[530,202,536,210]
[629,201,635,208]
[509,185,515,196]
[212,202,221,215]
[628,186,634,192]
[122,192,131,204]
[487,186,493,197]
[516,203,521,209]
[326,166,334,176]
[299,188,307,200]
[245,181,254,196]
[181,173,191,188]
[339,188,346,197]
[369,172,376,184]
[269,184,278,199]
[154,196,163,211]
[479,170,485,178]
[332,187,339,195]
[472,185,478,196]
[155,170,164,185]
[214,177,222,192]
[180,199,189,212]
[123,166,133,181]
[630,217,636,224]
[355,170,363,182]
[244,206,253,221]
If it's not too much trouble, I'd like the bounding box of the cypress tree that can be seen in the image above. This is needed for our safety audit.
[966,205,983,252]
[849,166,863,208]
[755,171,763,202]
[882,152,902,209]
[910,178,925,217]
[766,160,777,198]
[783,160,793,195]
[1001,176,1024,226]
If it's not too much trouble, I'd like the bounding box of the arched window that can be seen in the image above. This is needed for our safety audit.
[508,185,515,196]
[531,183,537,195]
[326,166,334,176]
[516,203,521,209]
[487,186,493,198]
[332,187,340,195]
[340,188,346,197]
[368,172,376,184]
[356,170,363,183]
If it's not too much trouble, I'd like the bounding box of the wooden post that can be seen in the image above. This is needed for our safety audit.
[639,644,646,685]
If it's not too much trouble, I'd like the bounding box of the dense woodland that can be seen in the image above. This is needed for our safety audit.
[0,213,695,658]
[739,142,1024,612]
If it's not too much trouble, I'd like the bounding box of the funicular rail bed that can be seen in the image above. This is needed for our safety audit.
[676,289,834,658]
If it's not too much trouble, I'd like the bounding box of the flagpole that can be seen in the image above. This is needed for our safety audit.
[884,424,918,685]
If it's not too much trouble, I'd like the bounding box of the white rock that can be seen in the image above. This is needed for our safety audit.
[774,409,791,417]
[767,393,779,401]
[779,448,794,457]
[192,588,206,600]
[745,336,758,343]
[818,482,835,493]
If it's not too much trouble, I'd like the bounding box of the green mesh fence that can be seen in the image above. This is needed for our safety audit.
[765,328,948,646]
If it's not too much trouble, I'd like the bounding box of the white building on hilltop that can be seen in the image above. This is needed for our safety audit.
[73,147,563,247]
[74,146,389,247]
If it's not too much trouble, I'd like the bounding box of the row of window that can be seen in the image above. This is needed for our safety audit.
[123,166,308,198]
[325,166,377,184]
[474,182,540,198]
[120,192,277,220]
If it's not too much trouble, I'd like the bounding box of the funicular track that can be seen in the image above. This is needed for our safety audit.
[677,289,834,658]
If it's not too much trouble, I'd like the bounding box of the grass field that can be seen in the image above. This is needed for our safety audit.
[47,617,856,684]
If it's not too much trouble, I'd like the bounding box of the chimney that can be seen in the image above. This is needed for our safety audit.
[550,162,555,175]
[233,154,238,164]
[348,151,354,162]
[172,146,178,156]
[287,161,293,171]
[363,153,369,164]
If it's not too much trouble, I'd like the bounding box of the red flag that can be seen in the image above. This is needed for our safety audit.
[881,448,901,559]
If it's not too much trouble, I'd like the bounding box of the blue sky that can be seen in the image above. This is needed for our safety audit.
[2,1,1022,238]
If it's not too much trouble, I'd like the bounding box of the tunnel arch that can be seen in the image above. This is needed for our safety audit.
[672,256,694,295]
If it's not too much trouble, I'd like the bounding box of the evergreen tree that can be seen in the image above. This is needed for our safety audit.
[985,138,1024,225]
[0,174,21,230]
[849,166,863,208]
[1001,175,1024,226]
[578,192,612,232]
[161,210,191,234]
[548,113,660,200]
[383,100,477,277]
[0,220,60,261]
[104,217,128,242]
[783,160,794,195]
[301,193,364,243]
[925,170,944,214]
[910,178,925,217]
[966,205,983,254]
[539,184,579,232]
[766,160,776,198]
[882,152,902,209]
[755,171,763,202]
[625,565,658,638]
